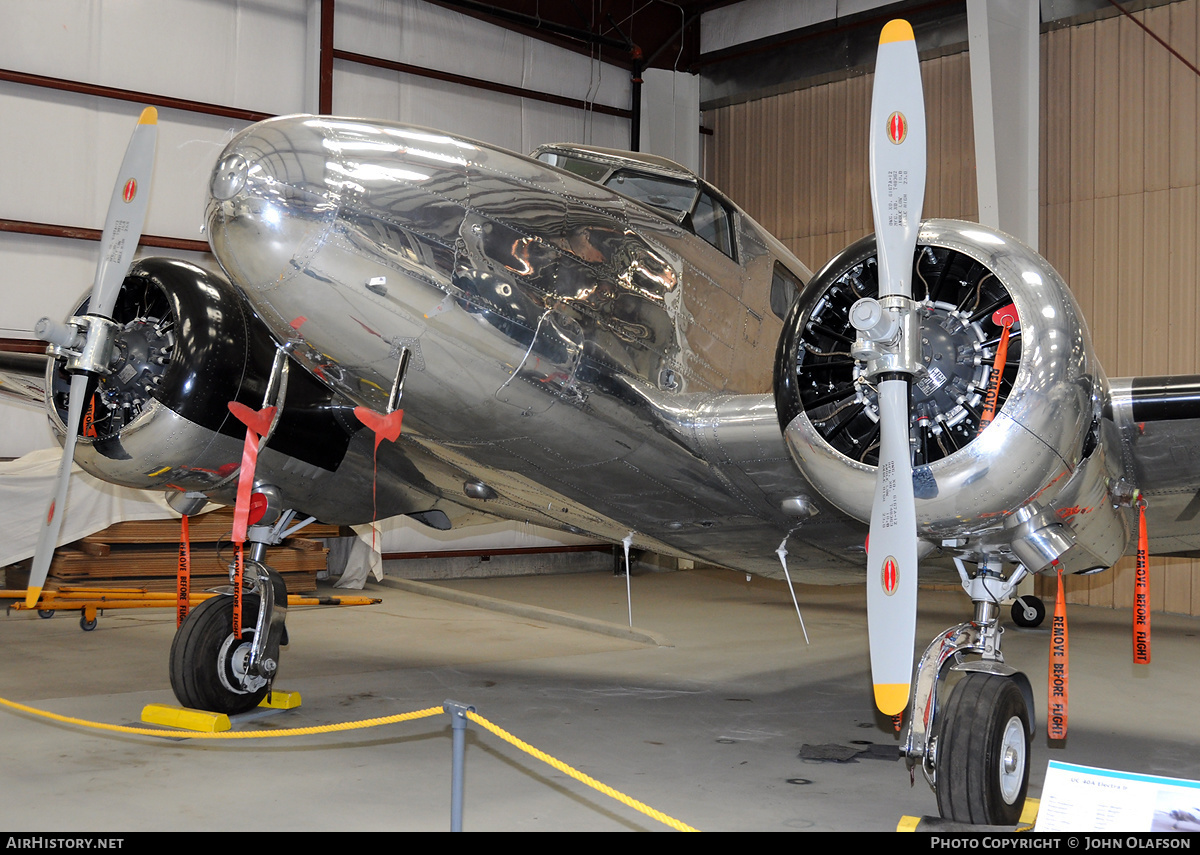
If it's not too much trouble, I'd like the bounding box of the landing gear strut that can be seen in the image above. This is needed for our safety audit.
[902,558,1035,825]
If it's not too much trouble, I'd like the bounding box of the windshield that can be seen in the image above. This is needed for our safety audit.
[536,149,735,259]
[602,169,698,222]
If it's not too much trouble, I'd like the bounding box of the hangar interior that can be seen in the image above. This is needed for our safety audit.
[2,0,1200,833]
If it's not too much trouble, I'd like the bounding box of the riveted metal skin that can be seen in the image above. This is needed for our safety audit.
[200,115,882,577]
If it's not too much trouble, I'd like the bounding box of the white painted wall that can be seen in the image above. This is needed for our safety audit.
[640,69,700,173]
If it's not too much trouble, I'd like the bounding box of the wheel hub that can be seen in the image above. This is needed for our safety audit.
[998,715,1026,804]
[218,632,268,695]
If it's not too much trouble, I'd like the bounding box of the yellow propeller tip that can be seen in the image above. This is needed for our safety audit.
[24,586,43,609]
[138,107,158,125]
[873,683,909,716]
[880,19,915,45]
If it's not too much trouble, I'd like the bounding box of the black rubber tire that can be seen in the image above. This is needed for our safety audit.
[79,613,97,631]
[1011,596,1046,628]
[169,595,269,714]
[934,673,1031,826]
[37,610,54,619]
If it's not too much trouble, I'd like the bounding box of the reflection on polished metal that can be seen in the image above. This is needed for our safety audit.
[200,114,832,576]
[23,104,1200,825]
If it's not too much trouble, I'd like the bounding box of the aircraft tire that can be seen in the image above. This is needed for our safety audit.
[1010,596,1046,628]
[934,673,1030,826]
[170,594,270,714]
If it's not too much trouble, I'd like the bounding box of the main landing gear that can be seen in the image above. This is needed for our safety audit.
[902,558,1036,826]
[169,491,314,714]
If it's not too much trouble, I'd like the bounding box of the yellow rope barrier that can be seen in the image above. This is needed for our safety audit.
[0,695,443,738]
[465,710,700,832]
[0,695,699,831]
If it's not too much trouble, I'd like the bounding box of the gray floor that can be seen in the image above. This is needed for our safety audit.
[1,566,1198,832]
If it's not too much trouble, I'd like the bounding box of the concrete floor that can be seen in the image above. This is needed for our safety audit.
[1,566,1198,832]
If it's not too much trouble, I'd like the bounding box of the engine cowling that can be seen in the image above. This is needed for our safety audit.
[46,257,359,500]
[774,220,1128,572]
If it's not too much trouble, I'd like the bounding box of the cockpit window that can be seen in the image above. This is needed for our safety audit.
[691,191,734,258]
[771,262,802,320]
[537,152,610,183]
[537,149,737,260]
[603,169,698,220]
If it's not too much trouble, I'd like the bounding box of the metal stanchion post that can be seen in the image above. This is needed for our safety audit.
[444,700,475,832]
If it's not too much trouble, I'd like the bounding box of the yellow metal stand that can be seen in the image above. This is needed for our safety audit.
[2,588,380,630]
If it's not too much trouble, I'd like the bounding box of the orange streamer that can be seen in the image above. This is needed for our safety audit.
[1134,499,1150,664]
[226,401,276,636]
[978,312,1015,432]
[353,407,405,550]
[1047,563,1069,740]
[232,542,243,636]
[176,514,191,628]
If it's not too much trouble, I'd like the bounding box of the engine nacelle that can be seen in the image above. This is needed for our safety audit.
[45,257,368,518]
[774,220,1128,572]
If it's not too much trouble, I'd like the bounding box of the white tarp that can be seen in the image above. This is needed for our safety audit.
[0,447,181,567]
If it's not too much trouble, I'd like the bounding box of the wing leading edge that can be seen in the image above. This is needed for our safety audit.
[1109,375,1200,555]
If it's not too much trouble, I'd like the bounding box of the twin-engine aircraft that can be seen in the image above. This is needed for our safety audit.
[15,20,1200,825]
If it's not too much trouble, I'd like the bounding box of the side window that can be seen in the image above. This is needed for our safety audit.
[691,191,735,260]
[770,262,802,320]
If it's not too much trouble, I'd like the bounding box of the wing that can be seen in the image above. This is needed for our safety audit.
[0,349,47,407]
[1109,375,1200,554]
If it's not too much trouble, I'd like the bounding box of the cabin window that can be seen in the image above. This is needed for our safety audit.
[538,151,736,261]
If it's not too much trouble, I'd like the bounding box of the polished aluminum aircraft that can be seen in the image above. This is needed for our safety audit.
[16,20,1200,826]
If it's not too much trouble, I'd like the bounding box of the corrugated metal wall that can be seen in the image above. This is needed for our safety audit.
[703,0,1200,616]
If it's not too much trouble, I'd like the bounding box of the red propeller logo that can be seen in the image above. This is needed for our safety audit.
[886,111,907,145]
[881,555,899,595]
[123,178,138,203]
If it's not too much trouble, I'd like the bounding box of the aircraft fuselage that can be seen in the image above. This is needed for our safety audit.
[205,116,839,574]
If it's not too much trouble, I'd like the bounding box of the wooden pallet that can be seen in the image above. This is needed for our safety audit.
[5,508,340,594]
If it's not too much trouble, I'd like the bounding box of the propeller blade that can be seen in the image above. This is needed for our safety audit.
[865,20,926,716]
[25,107,158,608]
[91,107,158,318]
[866,380,919,714]
[869,21,926,299]
[25,374,89,608]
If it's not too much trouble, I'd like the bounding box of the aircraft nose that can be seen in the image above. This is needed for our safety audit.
[206,118,340,293]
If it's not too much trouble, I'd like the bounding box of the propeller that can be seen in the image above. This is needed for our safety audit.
[857,20,926,716]
[25,107,158,608]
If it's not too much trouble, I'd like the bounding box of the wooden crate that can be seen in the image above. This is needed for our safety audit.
[5,508,338,594]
